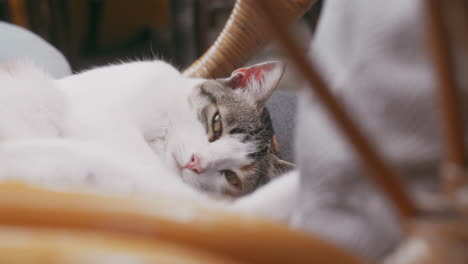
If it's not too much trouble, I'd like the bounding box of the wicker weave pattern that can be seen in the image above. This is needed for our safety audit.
[183,0,315,78]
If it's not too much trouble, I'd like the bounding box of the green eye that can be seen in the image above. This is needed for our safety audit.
[212,112,223,139]
[222,170,240,187]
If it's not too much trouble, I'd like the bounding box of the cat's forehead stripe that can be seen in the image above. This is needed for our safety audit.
[240,163,255,172]
[229,127,246,135]
[199,106,209,133]
[199,84,217,104]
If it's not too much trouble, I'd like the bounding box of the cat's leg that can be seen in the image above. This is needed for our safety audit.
[0,139,148,194]
[222,168,399,259]
[228,170,299,222]
[290,178,402,260]
[0,139,204,200]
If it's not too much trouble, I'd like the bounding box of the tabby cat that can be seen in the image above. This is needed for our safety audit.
[0,60,293,199]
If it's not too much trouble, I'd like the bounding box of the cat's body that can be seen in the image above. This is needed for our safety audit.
[0,60,294,206]
[0,62,65,139]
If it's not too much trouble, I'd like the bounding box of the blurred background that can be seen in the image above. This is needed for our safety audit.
[0,0,321,87]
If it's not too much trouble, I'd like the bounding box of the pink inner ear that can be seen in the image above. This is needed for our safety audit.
[231,66,269,89]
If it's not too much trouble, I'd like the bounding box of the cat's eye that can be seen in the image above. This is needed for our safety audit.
[211,112,223,140]
[222,170,240,187]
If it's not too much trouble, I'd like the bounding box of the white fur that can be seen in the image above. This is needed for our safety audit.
[0,60,296,223]
[0,62,65,139]
[56,61,259,196]
[230,170,299,222]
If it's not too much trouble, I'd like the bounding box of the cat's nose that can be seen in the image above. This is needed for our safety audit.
[183,154,206,174]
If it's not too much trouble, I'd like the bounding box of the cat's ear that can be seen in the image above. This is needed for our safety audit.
[270,157,295,179]
[225,61,285,106]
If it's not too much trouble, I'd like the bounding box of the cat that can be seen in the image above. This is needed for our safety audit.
[0,59,294,201]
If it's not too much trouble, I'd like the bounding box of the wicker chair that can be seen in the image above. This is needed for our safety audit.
[0,0,365,263]
[1,0,467,263]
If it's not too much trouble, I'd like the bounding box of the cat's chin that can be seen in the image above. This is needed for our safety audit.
[179,170,195,184]
[164,153,184,177]
[179,171,209,193]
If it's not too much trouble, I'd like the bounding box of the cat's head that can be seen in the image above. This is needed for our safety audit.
[166,61,295,199]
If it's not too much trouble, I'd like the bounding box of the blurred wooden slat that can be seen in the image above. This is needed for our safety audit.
[426,0,468,205]
[427,0,466,166]
[0,182,365,264]
[8,0,29,28]
[184,0,316,78]
[0,227,241,264]
[256,0,418,223]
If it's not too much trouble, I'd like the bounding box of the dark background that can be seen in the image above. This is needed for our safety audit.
[0,0,322,73]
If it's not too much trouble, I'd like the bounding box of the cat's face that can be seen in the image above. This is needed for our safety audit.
[166,62,294,199]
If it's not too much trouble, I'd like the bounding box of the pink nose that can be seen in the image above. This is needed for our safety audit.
[183,154,205,174]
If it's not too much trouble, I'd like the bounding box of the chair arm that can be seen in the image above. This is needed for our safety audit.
[183,0,315,78]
